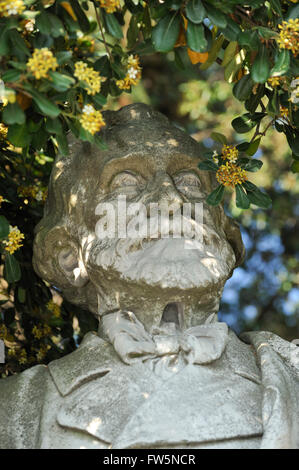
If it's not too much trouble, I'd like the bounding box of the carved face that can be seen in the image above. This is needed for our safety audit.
[83,150,236,292]
[33,104,244,324]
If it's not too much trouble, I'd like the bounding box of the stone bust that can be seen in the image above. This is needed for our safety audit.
[0,103,298,449]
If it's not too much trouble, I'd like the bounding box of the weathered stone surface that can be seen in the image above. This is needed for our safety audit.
[0,103,298,449]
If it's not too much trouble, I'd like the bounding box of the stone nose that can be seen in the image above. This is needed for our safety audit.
[150,173,184,210]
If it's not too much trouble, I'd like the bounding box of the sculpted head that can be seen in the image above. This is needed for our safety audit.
[33,104,245,330]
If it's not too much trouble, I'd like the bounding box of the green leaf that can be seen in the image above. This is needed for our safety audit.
[235,184,250,209]
[237,30,259,50]
[152,12,180,52]
[291,161,299,173]
[233,74,254,101]
[222,41,238,67]
[104,12,123,39]
[56,51,73,65]
[56,133,69,156]
[220,17,241,41]
[70,0,90,32]
[239,158,263,172]
[206,185,225,206]
[199,34,224,71]
[8,29,30,59]
[26,88,60,118]
[92,93,107,107]
[251,45,270,83]
[224,49,245,83]
[269,0,282,16]
[198,160,218,171]
[186,0,206,24]
[2,68,21,82]
[247,137,261,156]
[211,132,227,144]
[127,13,139,48]
[45,118,63,135]
[245,85,265,113]
[187,21,207,52]
[48,71,75,92]
[203,3,227,28]
[232,113,264,133]
[0,216,9,239]
[270,49,290,77]
[2,102,25,125]
[243,182,271,208]
[36,12,65,37]
[7,124,31,147]
[4,254,21,283]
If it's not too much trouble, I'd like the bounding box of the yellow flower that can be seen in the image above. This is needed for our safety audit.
[79,104,105,135]
[0,123,8,140]
[32,325,43,339]
[0,195,4,207]
[27,48,58,79]
[47,300,61,318]
[0,0,25,17]
[216,162,247,187]
[116,55,142,90]
[3,226,25,254]
[280,105,289,118]
[18,184,47,202]
[221,144,239,163]
[36,344,50,362]
[0,324,7,340]
[277,19,299,56]
[268,76,282,87]
[74,62,102,96]
[18,348,27,365]
[98,0,120,14]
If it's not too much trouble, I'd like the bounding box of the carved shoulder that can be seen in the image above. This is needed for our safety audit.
[0,365,49,449]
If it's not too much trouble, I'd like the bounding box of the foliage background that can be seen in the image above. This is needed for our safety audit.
[0,0,298,376]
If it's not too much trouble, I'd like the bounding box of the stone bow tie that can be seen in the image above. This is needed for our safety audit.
[102,310,229,366]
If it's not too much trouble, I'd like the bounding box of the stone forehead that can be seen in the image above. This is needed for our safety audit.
[98,103,201,166]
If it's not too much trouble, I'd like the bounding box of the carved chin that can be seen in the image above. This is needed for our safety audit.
[89,237,236,290]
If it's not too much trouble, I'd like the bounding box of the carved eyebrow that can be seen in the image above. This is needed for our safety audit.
[99,154,153,188]
[166,154,200,175]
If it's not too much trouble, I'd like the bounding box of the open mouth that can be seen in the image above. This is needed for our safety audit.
[161,302,184,329]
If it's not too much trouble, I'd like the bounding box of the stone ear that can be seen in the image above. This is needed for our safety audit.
[223,216,246,268]
[58,245,89,288]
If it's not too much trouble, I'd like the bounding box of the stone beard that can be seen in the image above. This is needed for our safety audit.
[0,103,298,450]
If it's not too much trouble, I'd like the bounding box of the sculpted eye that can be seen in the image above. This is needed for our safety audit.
[173,171,201,196]
[109,171,145,193]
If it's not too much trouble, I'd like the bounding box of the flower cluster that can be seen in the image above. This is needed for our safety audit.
[216,162,247,187]
[279,105,289,118]
[290,77,299,104]
[27,48,58,79]
[47,300,61,318]
[221,144,239,163]
[79,104,105,135]
[277,19,299,56]
[18,184,46,202]
[0,123,8,141]
[0,0,25,17]
[32,324,51,340]
[3,226,25,254]
[36,344,51,362]
[74,62,102,96]
[98,0,120,13]
[116,55,142,90]
[0,324,7,340]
